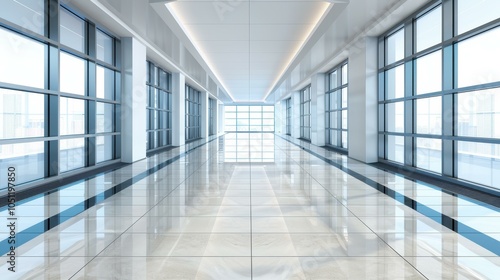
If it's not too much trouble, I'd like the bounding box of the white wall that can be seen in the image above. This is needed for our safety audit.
[172,73,186,146]
[292,91,301,139]
[347,37,378,163]
[311,73,326,146]
[121,37,147,163]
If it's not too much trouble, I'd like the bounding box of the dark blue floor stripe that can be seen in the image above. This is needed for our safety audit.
[0,137,218,256]
[278,135,500,256]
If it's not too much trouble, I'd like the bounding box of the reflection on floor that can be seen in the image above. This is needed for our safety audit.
[0,133,499,279]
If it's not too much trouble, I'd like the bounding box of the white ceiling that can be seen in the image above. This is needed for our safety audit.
[166,0,331,102]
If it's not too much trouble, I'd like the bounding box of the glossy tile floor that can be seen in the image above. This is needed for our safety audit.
[1,133,499,279]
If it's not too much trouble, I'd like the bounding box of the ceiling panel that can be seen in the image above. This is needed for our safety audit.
[167,1,330,101]
[250,24,313,41]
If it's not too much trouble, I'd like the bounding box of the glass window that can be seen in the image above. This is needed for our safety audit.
[0,141,44,186]
[330,112,338,129]
[457,141,500,189]
[416,97,442,135]
[386,28,404,64]
[342,110,348,129]
[96,66,115,100]
[457,89,500,138]
[96,30,113,65]
[60,97,85,135]
[416,50,442,95]
[416,6,442,52]
[386,65,405,99]
[0,27,46,89]
[0,89,44,139]
[60,52,86,96]
[60,138,85,173]
[342,64,348,85]
[457,27,500,88]
[387,135,404,163]
[386,102,405,133]
[342,131,348,148]
[60,8,85,53]
[0,0,45,35]
[96,102,113,133]
[96,135,113,163]
[341,88,348,108]
[457,0,500,35]
[330,71,338,89]
[416,138,442,173]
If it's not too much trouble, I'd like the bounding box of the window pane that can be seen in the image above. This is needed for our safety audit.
[0,0,44,35]
[457,27,500,88]
[96,30,113,64]
[96,102,113,133]
[342,64,348,85]
[0,141,44,186]
[457,0,500,35]
[386,102,404,133]
[386,29,404,65]
[60,138,85,173]
[0,27,45,89]
[386,65,405,99]
[60,8,85,53]
[96,135,113,163]
[416,50,442,95]
[330,112,338,129]
[342,110,348,129]
[60,52,86,96]
[387,135,404,163]
[330,70,338,89]
[96,66,115,100]
[416,138,442,173]
[339,131,346,148]
[416,6,442,52]
[416,97,442,135]
[457,141,500,189]
[341,88,348,108]
[60,97,85,135]
[0,89,44,139]
[457,89,500,138]
[330,91,338,110]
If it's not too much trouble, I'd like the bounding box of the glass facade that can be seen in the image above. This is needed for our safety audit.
[185,85,202,141]
[0,4,120,190]
[378,0,500,190]
[300,86,311,140]
[326,61,348,149]
[209,98,216,136]
[146,61,172,151]
[285,98,292,136]
[224,106,275,132]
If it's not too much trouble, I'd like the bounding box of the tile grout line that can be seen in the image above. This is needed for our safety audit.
[276,134,500,256]
[62,139,221,279]
[275,136,432,279]
[0,136,221,256]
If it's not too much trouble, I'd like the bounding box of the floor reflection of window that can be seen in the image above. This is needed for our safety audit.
[223,133,275,163]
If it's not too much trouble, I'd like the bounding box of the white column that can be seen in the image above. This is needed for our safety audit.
[172,73,186,146]
[121,37,147,163]
[218,101,224,135]
[212,98,217,136]
[201,91,209,139]
[311,73,326,146]
[274,102,283,135]
[292,91,300,139]
[348,37,378,163]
